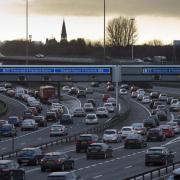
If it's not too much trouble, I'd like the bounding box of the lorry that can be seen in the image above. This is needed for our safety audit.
[39,86,56,104]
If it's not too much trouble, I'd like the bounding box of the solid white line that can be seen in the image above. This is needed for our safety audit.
[170,113,174,121]
[125,165,132,169]
[93,175,103,179]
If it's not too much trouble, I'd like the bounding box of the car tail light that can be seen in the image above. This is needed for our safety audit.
[88,141,95,144]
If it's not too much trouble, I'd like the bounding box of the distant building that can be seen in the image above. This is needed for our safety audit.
[61,19,67,41]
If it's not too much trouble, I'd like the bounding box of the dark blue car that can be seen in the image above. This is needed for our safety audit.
[8,116,21,127]
[0,124,16,137]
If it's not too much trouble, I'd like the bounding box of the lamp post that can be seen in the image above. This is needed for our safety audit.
[130,18,135,61]
[26,0,29,65]
[103,0,106,64]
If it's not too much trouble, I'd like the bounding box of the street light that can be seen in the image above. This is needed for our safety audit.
[130,18,135,61]
[103,0,106,64]
[26,0,29,65]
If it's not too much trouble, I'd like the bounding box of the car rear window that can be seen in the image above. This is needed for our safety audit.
[88,145,102,149]
[44,155,63,160]
[104,130,115,134]
[79,136,92,141]
[0,164,9,169]
[122,128,131,131]
[47,177,66,180]
[148,149,163,154]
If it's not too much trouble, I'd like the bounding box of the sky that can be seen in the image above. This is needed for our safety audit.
[1,0,180,44]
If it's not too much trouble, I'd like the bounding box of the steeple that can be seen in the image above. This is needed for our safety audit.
[61,19,67,41]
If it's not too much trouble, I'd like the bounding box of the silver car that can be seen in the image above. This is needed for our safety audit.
[50,124,68,137]
[73,108,86,117]
[85,114,98,125]
[104,103,115,113]
[21,119,38,131]
[103,129,121,143]
[96,107,108,118]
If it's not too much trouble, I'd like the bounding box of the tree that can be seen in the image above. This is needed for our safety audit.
[107,16,138,47]
[145,39,163,46]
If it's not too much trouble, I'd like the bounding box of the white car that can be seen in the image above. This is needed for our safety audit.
[85,114,98,125]
[119,88,127,95]
[96,107,108,118]
[136,89,145,94]
[21,119,38,131]
[0,87,6,92]
[50,124,68,136]
[170,99,179,105]
[120,126,135,138]
[83,103,94,112]
[86,87,93,94]
[142,96,151,104]
[104,103,115,113]
[107,97,116,106]
[62,86,70,92]
[131,91,137,98]
[170,101,180,112]
[103,129,121,143]
[73,108,86,117]
[159,93,167,101]
[167,122,180,134]
[35,54,45,58]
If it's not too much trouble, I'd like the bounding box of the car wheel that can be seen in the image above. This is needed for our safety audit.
[61,164,65,171]
[145,162,149,166]
[104,153,107,159]
[41,167,45,172]
[76,149,80,153]
[71,162,74,169]
[21,128,24,131]
[86,156,90,160]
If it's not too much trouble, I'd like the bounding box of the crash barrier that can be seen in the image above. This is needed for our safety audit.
[0,100,8,117]
[123,161,180,180]
[0,96,130,160]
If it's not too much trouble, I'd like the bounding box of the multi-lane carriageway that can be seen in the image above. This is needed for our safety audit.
[1,82,180,179]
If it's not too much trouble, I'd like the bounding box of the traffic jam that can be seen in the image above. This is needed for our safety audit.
[0,81,180,179]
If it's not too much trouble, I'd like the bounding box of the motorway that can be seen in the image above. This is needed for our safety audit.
[1,83,180,179]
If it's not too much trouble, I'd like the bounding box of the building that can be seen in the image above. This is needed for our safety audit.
[61,20,67,41]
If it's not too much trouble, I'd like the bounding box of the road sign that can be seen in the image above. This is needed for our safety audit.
[143,67,180,74]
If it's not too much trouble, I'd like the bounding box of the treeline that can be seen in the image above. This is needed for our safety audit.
[0,38,179,63]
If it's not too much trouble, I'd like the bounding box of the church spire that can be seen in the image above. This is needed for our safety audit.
[61,19,67,41]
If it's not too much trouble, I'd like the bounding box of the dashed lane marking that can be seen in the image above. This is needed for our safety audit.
[93,175,103,179]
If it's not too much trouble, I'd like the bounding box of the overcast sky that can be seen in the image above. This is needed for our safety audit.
[1,0,180,43]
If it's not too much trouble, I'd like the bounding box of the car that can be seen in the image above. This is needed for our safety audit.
[45,112,58,122]
[137,93,144,101]
[28,107,38,116]
[86,87,94,94]
[83,103,94,112]
[102,94,110,102]
[68,87,78,95]
[50,124,68,137]
[130,85,138,92]
[76,134,99,153]
[131,91,137,98]
[167,168,180,180]
[77,90,86,98]
[120,84,129,90]
[156,110,168,121]
[159,93,168,101]
[132,123,147,135]
[159,125,175,138]
[0,87,6,93]
[143,117,157,130]
[96,107,108,118]
[148,115,160,126]
[120,126,135,138]
[62,86,71,92]
[146,128,166,141]
[156,105,167,114]
[60,114,73,124]
[22,110,34,120]
[8,116,21,127]
[41,152,75,172]
[35,54,45,58]
[21,119,38,131]
[167,97,174,105]
[73,108,86,117]
[0,160,25,180]
[17,147,44,165]
[107,84,115,91]
[104,103,115,113]
[85,114,98,125]
[103,129,121,143]
[91,82,99,87]
[124,134,147,149]
[170,99,179,105]
[28,101,42,113]
[34,116,47,127]
[107,97,116,106]
[142,96,151,104]
[87,99,96,107]
[170,101,180,112]
[86,143,113,159]
[5,89,15,97]
[151,101,162,109]
[0,120,7,127]
[0,124,16,137]
[167,122,180,134]
[136,89,145,95]
[145,147,174,166]
[119,88,127,95]
[150,91,159,99]
[50,108,62,118]
[47,172,83,180]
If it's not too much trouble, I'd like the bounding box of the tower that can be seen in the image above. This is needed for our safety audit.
[61,19,67,41]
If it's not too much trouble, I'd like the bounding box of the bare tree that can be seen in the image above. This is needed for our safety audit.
[145,39,164,46]
[107,16,138,47]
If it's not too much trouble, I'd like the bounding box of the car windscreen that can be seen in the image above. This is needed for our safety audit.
[148,149,163,154]
[1,125,11,130]
[88,145,102,149]
[47,177,66,180]
[0,164,9,169]
[122,128,131,131]
[43,155,63,160]
[87,115,95,119]
[79,136,92,141]
[62,115,70,119]
[19,150,35,156]
[132,124,143,128]
[104,130,115,135]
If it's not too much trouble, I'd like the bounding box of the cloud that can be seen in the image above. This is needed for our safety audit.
[7,0,180,18]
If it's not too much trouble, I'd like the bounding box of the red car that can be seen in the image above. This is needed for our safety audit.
[159,125,175,138]
[102,94,110,102]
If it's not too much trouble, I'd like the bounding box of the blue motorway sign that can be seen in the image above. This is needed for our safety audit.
[143,68,180,74]
[0,67,111,75]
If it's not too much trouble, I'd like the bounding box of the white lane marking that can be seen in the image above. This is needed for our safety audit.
[113,145,124,150]
[26,167,40,173]
[125,165,132,169]
[130,99,151,115]
[93,175,103,179]
[119,103,121,112]
[170,113,174,121]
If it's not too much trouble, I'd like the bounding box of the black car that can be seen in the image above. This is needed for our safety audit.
[45,112,57,122]
[156,110,168,121]
[41,152,74,172]
[107,85,115,91]
[124,134,147,149]
[60,114,73,124]
[145,147,174,166]
[76,134,99,153]
[86,143,113,159]
[149,115,160,126]
[77,90,86,98]
[91,82,99,87]
[147,128,166,141]
[0,160,25,180]
[0,124,17,137]
[68,87,78,95]
[34,116,47,127]
[17,147,44,165]
[87,99,96,107]
[150,91,160,99]
[22,110,34,120]
[143,117,157,130]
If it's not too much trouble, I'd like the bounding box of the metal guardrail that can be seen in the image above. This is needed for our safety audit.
[123,161,180,180]
[0,96,130,160]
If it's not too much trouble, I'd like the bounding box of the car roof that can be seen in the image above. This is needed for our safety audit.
[0,160,13,164]
[148,147,166,150]
[48,172,71,176]
[105,129,117,131]
[45,152,66,156]
[122,126,132,129]
[22,147,39,150]
[80,134,95,137]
